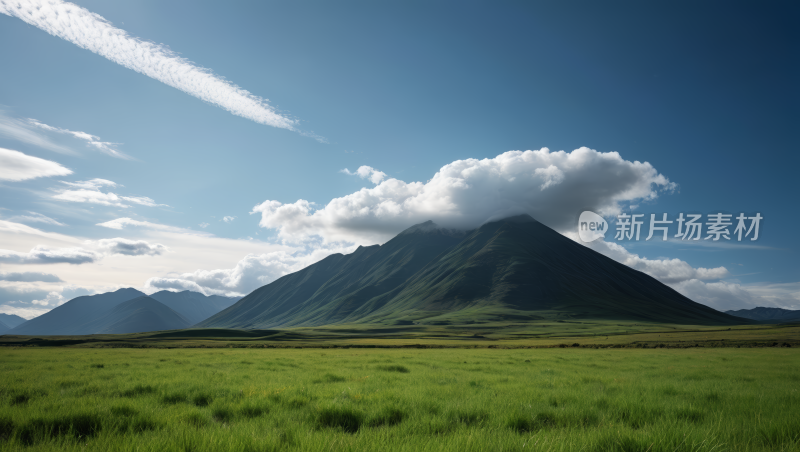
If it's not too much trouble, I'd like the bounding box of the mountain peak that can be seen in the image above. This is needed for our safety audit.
[399,220,440,235]
[484,213,539,225]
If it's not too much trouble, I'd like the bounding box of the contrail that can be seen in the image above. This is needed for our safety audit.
[1,0,299,132]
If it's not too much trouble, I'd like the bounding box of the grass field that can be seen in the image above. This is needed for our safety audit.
[1,346,798,451]
[2,321,799,349]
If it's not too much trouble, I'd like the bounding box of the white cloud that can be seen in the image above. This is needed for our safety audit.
[6,212,65,226]
[584,239,729,284]
[0,245,100,264]
[255,148,676,245]
[199,222,209,228]
[122,196,161,207]
[0,147,73,181]
[0,271,62,282]
[0,0,302,133]
[28,118,131,159]
[97,217,210,236]
[144,245,352,297]
[0,219,81,244]
[0,304,50,319]
[222,216,236,223]
[53,188,127,207]
[53,179,166,208]
[62,178,117,189]
[0,283,95,318]
[89,238,168,257]
[341,165,387,184]
[0,112,75,155]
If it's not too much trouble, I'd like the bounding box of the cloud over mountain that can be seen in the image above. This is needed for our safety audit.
[254,147,676,244]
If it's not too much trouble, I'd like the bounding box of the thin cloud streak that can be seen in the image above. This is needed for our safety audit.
[0,0,306,134]
[0,113,76,155]
[28,119,132,160]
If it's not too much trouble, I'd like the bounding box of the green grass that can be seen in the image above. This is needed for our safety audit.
[0,347,798,451]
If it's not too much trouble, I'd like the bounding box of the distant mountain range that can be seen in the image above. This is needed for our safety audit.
[5,289,239,336]
[725,307,800,322]
[0,313,27,334]
[199,215,744,329]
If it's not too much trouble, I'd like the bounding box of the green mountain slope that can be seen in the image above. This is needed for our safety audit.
[359,215,740,325]
[197,223,464,328]
[200,215,744,329]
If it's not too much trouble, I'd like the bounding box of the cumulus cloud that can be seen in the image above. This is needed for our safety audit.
[89,238,168,256]
[53,179,166,208]
[199,222,209,228]
[6,211,65,226]
[341,166,387,184]
[0,0,302,133]
[570,234,796,311]
[586,240,729,284]
[254,148,676,245]
[145,246,352,297]
[28,118,131,159]
[0,283,94,317]
[0,271,63,282]
[0,147,73,181]
[0,245,100,264]
[222,216,236,223]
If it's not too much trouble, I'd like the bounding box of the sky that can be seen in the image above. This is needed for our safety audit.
[1,0,798,319]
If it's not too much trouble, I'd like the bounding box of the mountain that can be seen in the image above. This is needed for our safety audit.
[148,290,239,325]
[6,288,226,336]
[8,288,145,336]
[726,307,800,322]
[0,313,27,329]
[85,296,190,334]
[0,313,27,334]
[199,215,743,329]
[197,222,465,329]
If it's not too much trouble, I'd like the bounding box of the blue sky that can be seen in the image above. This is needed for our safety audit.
[1,0,798,318]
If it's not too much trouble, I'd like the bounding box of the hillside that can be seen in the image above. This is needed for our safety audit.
[198,222,465,329]
[199,215,744,329]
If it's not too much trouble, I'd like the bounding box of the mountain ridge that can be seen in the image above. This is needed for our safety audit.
[726,306,800,322]
[7,288,237,335]
[199,215,744,329]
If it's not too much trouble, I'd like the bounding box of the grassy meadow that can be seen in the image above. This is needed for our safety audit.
[1,347,798,451]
